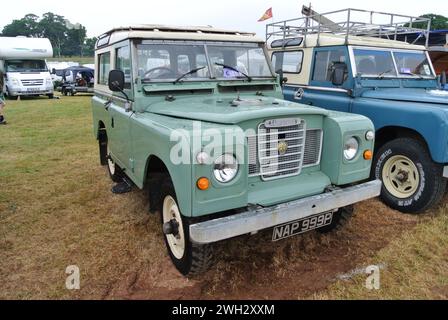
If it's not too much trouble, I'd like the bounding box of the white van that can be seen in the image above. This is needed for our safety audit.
[0,37,54,99]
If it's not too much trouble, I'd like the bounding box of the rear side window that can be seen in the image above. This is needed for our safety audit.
[98,52,111,85]
[312,50,347,82]
[272,51,303,73]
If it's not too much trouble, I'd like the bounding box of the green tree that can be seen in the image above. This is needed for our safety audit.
[410,14,448,30]
[63,26,87,56]
[1,12,93,58]
[83,37,97,57]
[38,12,68,57]
[1,14,41,37]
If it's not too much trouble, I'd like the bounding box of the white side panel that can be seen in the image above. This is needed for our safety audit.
[0,37,53,59]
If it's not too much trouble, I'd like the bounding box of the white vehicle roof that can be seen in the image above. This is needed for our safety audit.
[270,33,426,50]
[97,25,263,49]
[0,37,53,59]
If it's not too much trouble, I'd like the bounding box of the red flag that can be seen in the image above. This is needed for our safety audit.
[258,8,273,22]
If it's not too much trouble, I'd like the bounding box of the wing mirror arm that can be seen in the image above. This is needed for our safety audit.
[108,70,132,112]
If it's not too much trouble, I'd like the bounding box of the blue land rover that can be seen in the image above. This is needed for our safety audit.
[268,8,448,213]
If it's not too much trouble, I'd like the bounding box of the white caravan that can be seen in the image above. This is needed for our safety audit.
[0,37,54,99]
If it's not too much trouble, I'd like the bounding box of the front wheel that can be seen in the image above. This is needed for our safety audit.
[317,206,354,234]
[7,89,18,100]
[106,143,123,183]
[160,181,214,276]
[373,138,446,213]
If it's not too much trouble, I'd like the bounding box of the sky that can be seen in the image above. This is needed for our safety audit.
[1,0,448,38]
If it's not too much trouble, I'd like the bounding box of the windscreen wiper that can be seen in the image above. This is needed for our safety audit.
[399,71,424,79]
[173,66,206,84]
[377,69,393,79]
[214,63,252,82]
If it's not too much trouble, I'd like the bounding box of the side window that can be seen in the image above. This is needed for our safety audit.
[98,52,111,85]
[312,50,347,83]
[116,46,132,89]
[272,51,303,73]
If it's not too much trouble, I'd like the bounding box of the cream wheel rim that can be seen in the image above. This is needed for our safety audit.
[163,195,185,259]
[382,155,420,199]
[107,145,115,175]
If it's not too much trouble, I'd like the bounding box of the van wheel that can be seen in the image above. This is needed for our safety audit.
[160,180,214,276]
[373,138,446,213]
[317,206,354,234]
[7,89,18,100]
[48,94,54,99]
[106,143,123,183]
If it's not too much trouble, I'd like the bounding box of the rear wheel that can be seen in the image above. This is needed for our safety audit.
[373,138,446,213]
[160,180,214,276]
[48,94,54,99]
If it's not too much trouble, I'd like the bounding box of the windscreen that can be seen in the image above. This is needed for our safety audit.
[136,41,274,82]
[5,60,48,73]
[393,51,433,77]
[353,48,435,78]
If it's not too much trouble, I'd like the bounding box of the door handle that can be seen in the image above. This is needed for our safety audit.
[104,99,112,110]
[111,117,114,128]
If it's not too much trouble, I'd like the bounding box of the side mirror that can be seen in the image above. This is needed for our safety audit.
[330,62,347,86]
[108,70,125,92]
[51,68,56,75]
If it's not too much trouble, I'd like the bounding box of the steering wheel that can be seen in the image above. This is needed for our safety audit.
[144,67,176,79]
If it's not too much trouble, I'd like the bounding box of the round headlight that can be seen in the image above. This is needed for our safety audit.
[213,154,239,183]
[365,131,375,141]
[344,137,359,161]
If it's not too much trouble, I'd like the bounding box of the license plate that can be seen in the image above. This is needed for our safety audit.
[272,211,334,242]
[26,88,41,93]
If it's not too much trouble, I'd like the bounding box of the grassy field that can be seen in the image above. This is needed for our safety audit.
[0,95,447,299]
[47,56,94,65]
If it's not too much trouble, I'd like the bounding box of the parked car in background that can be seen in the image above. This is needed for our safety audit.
[48,61,79,85]
[60,66,94,96]
[268,8,448,213]
[0,36,54,99]
[91,25,381,276]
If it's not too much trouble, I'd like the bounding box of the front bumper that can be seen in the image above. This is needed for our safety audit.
[9,87,53,96]
[189,180,382,244]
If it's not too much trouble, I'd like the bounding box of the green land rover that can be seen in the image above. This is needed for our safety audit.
[92,25,382,276]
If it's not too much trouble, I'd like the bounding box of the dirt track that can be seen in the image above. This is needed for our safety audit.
[99,196,419,300]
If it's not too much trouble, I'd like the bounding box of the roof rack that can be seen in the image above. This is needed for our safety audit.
[105,25,255,36]
[266,7,432,47]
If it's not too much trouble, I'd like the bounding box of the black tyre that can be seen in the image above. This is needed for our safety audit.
[48,94,54,99]
[373,138,446,213]
[160,180,214,276]
[7,89,18,100]
[317,206,354,234]
[105,142,123,183]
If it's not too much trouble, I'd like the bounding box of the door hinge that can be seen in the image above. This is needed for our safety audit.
[129,158,135,172]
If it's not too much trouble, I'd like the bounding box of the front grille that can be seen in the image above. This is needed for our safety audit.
[303,129,323,166]
[21,79,44,86]
[248,120,322,180]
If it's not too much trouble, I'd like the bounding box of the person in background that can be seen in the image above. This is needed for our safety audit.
[0,70,6,125]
